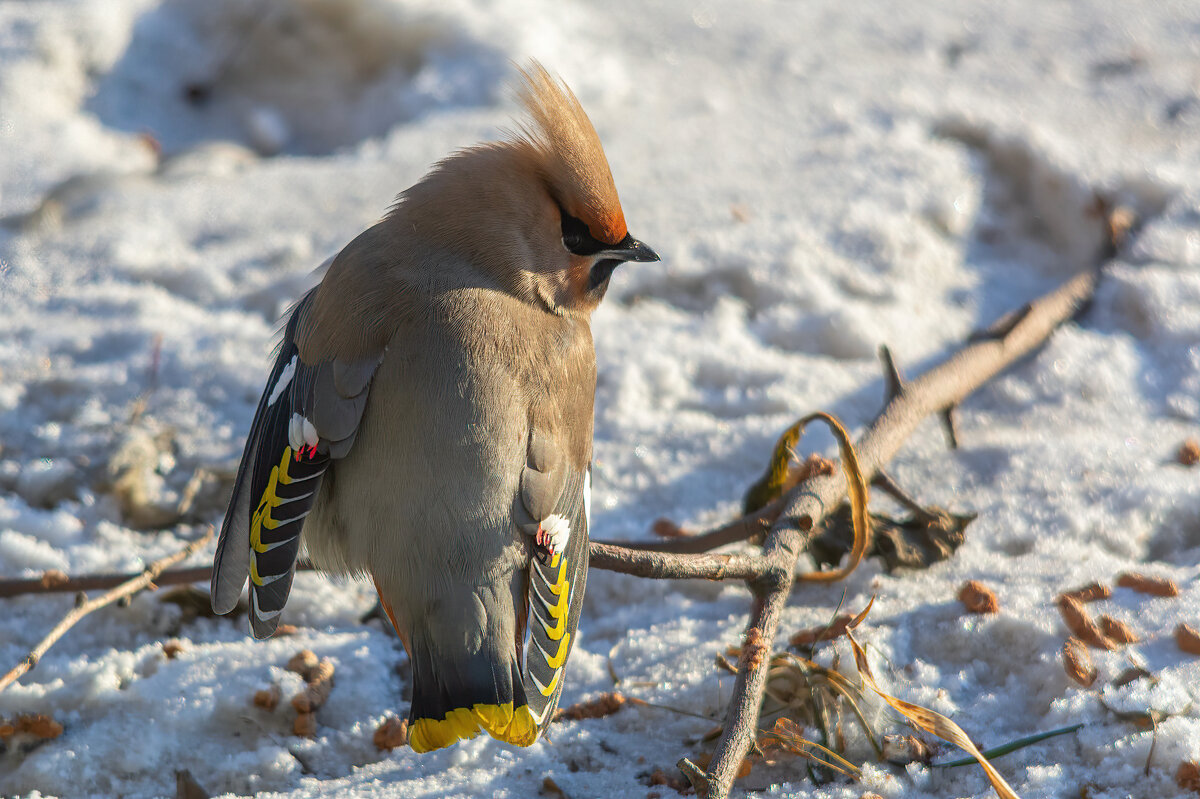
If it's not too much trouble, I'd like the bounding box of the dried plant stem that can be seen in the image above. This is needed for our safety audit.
[0,528,214,693]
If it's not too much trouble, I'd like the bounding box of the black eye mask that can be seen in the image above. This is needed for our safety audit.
[560,209,611,256]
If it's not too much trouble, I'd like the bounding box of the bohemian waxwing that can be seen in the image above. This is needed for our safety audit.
[210,62,658,752]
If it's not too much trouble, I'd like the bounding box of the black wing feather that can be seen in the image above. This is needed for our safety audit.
[211,289,378,638]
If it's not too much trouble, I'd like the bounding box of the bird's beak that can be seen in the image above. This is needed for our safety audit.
[600,233,660,263]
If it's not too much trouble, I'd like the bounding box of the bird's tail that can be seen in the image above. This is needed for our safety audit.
[405,626,539,753]
[372,581,539,753]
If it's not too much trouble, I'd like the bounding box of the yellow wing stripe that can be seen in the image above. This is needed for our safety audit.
[537,667,562,697]
[546,554,568,596]
[546,631,571,669]
[248,447,298,586]
[410,703,538,753]
[249,446,294,560]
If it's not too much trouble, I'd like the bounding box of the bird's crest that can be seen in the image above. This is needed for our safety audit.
[513,62,628,245]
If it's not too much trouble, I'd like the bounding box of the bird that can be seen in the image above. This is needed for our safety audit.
[210,62,658,753]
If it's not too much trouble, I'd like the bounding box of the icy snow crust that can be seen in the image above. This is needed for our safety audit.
[1,1,1199,797]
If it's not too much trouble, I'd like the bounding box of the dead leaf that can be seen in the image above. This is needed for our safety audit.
[651,519,687,538]
[253,685,281,711]
[810,505,973,573]
[1098,616,1138,645]
[373,716,408,751]
[162,639,185,659]
[1062,638,1097,688]
[555,692,627,721]
[789,614,852,648]
[1176,624,1200,656]
[1176,438,1200,467]
[39,570,69,589]
[958,581,999,614]
[642,767,691,794]
[1116,573,1178,597]
[1057,596,1116,650]
[160,585,224,621]
[1061,583,1111,603]
[539,776,567,798]
[0,714,63,740]
[287,650,320,679]
[291,659,335,713]
[882,733,931,765]
[293,712,316,737]
[1178,761,1200,793]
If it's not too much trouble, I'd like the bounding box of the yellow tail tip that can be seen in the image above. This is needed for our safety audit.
[410,703,539,753]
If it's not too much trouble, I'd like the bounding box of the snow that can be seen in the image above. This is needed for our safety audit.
[1,0,1199,797]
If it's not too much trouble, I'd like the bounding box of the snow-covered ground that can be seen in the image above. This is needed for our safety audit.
[2,1,1199,797]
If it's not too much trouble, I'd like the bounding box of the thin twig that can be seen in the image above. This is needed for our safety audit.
[0,528,215,693]
[595,497,785,555]
[0,561,318,599]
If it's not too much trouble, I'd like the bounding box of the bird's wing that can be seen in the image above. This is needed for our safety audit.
[211,288,383,637]
[514,429,591,729]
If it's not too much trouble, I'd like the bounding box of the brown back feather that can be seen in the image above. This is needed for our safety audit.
[513,62,627,245]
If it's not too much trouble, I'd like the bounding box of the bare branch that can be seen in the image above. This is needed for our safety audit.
[594,497,785,555]
[0,528,215,693]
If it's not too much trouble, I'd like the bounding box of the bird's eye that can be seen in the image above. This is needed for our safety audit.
[559,209,604,256]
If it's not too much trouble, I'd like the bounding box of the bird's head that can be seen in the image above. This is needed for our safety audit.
[395,62,659,315]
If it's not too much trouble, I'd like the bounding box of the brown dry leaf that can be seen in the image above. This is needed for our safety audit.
[958,581,999,614]
[1177,438,1200,467]
[555,691,627,721]
[162,639,185,659]
[373,716,408,751]
[1057,596,1116,650]
[1178,761,1200,793]
[882,733,931,765]
[3,714,64,740]
[1116,572,1179,597]
[789,614,852,648]
[286,650,320,679]
[759,718,860,777]
[644,767,691,793]
[810,504,972,573]
[651,518,687,538]
[39,569,69,589]
[272,624,299,637]
[539,776,567,798]
[845,617,1020,799]
[291,659,335,713]
[1098,616,1138,645]
[1176,624,1200,656]
[293,712,316,737]
[253,685,281,711]
[1061,583,1111,603]
[1062,638,1097,688]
